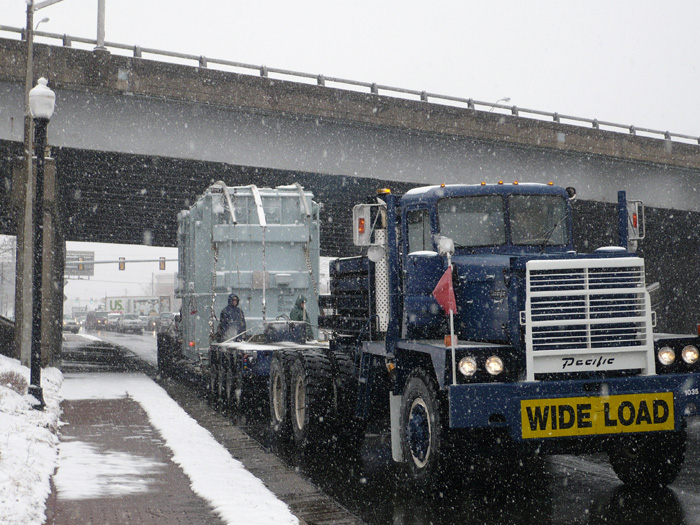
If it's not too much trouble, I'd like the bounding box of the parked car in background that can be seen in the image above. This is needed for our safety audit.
[62,314,80,334]
[157,312,176,332]
[120,313,144,334]
[106,313,122,331]
[86,311,109,330]
[140,315,156,331]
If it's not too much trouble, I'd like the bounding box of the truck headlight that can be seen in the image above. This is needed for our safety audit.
[458,356,477,377]
[658,346,675,366]
[485,356,504,376]
[682,345,699,364]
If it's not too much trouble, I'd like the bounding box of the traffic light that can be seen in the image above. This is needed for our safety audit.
[159,257,166,270]
[119,257,125,270]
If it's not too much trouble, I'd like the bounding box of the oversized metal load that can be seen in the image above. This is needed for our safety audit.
[175,182,321,361]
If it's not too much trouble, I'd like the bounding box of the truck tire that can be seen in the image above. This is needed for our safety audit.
[608,430,686,488]
[217,351,228,411]
[330,350,365,453]
[400,368,446,483]
[290,349,333,450]
[207,349,219,405]
[221,352,235,413]
[269,351,293,440]
[157,333,172,373]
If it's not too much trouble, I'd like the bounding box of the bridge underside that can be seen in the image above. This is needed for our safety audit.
[1,139,699,335]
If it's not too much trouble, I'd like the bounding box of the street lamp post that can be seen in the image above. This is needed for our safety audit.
[28,77,55,410]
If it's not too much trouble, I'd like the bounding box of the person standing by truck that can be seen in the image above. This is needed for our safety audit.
[217,293,246,342]
[290,294,314,340]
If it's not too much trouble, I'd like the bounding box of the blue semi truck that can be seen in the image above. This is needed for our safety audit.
[162,181,700,489]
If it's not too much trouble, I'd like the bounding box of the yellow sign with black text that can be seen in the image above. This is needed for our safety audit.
[521,392,674,439]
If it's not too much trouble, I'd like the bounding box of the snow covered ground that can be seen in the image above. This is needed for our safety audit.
[0,354,62,525]
[0,352,298,524]
[59,373,298,524]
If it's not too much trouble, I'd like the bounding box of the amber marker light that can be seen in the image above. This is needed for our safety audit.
[377,188,391,194]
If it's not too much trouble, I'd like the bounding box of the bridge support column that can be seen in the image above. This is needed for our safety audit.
[11,156,63,367]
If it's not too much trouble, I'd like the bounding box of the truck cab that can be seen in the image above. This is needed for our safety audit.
[401,182,573,344]
[337,181,699,488]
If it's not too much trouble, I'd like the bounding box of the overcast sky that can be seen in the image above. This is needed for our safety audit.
[4,0,700,137]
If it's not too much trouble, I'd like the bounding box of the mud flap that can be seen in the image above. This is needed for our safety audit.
[390,393,403,462]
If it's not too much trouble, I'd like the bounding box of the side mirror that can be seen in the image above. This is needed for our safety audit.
[437,236,455,257]
[627,200,645,242]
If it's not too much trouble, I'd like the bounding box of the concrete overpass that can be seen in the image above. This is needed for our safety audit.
[1,32,700,335]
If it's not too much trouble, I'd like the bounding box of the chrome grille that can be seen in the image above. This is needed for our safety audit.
[524,257,654,380]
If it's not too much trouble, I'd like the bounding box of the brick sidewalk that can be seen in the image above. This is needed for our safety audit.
[44,397,224,525]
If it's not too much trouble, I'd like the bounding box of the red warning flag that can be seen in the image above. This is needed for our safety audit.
[432,266,457,314]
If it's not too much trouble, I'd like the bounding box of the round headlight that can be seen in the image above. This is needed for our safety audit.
[485,356,504,376]
[682,345,699,364]
[658,346,675,366]
[458,356,478,377]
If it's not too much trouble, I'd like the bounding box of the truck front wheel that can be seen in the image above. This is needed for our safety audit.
[608,431,686,489]
[400,369,445,483]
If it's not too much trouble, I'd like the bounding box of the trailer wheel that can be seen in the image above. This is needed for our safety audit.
[400,369,444,483]
[217,351,229,411]
[156,333,172,373]
[269,351,293,440]
[207,349,219,404]
[290,350,333,449]
[330,350,365,453]
[608,431,686,488]
[223,353,237,413]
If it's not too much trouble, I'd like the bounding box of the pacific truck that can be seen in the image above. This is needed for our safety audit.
[159,180,700,489]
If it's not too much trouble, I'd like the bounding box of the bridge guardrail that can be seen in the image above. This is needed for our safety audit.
[2,24,698,146]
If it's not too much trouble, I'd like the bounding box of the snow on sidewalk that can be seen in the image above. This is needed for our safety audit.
[0,354,298,525]
[58,372,298,525]
[0,355,63,525]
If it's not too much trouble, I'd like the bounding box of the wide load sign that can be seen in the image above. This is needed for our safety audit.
[521,392,674,438]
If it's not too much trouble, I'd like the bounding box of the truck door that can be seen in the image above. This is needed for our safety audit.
[403,208,443,338]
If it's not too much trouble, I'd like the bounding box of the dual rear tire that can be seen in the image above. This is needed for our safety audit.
[269,349,335,450]
[208,349,242,413]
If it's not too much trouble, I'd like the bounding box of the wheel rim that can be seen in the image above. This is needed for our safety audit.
[407,398,431,468]
[294,375,306,431]
[272,371,284,423]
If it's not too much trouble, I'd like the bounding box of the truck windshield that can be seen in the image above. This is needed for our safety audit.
[437,195,505,247]
[509,194,569,246]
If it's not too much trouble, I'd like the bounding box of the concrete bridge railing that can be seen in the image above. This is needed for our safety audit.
[1,24,699,147]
